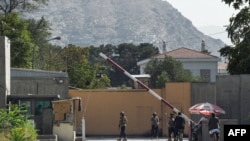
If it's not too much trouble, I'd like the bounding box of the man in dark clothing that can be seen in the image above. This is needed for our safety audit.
[118,111,128,141]
[174,112,185,141]
[151,112,160,138]
[208,113,220,141]
[168,113,175,141]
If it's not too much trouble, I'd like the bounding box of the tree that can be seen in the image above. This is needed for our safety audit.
[88,43,159,87]
[26,16,52,69]
[219,0,250,74]
[0,104,37,140]
[0,0,54,69]
[145,56,198,88]
[0,0,49,14]
[62,44,111,89]
[0,13,53,69]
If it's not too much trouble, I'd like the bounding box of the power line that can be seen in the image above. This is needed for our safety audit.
[206,31,227,36]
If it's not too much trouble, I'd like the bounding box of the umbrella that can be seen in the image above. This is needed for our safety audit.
[189,102,226,116]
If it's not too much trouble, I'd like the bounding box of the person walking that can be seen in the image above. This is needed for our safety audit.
[168,113,175,141]
[151,112,160,138]
[118,111,128,141]
[174,112,185,141]
[208,113,220,141]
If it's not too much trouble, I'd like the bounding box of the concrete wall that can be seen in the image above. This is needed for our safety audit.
[0,36,10,108]
[239,75,250,124]
[69,82,192,137]
[164,82,192,136]
[68,76,250,137]
[11,77,69,98]
[70,89,163,136]
[191,82,216,123]
[201,119,238,141]
[216,75,250,124]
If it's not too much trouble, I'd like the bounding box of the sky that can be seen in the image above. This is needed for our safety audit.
[165,0,237,27]
[164,0,239,44]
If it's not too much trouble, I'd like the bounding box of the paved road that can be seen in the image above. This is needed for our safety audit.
[84,137,189,141]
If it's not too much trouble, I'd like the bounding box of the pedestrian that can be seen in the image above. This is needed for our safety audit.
[174,112,185,141]
[118,111,128,141]
[208,113,220,141]
[151,112,160,138]
[168,113,175,141]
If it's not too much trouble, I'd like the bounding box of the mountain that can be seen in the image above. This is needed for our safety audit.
[197,25,232,46]
[24,0,226,56]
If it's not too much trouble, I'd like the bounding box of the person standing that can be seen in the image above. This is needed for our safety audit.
[174,112,185,141]
[168,113,175,141]
[151,112,160,138]
[208,113,220,141]
[118,111,128,141]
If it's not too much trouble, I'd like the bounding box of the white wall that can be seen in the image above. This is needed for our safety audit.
[182,61,218,82]
[138,59,218,82]
[0,36,10,107]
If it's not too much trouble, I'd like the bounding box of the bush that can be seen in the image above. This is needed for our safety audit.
[0,104,37,141]
[8,122,37,141]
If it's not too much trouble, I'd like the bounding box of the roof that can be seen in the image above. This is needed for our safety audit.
[11,68,68,78]
[7,94,60,99]
[132,74,150,78]
[137,47,221,66]
[153,47,219,59]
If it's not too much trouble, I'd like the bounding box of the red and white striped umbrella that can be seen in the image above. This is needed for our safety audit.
[189,102,226,116]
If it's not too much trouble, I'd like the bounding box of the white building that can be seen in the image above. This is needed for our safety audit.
[137,47,221,82]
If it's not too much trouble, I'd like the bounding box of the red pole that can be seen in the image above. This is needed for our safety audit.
[99,52,194,124]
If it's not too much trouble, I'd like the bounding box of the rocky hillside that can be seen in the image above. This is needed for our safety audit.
[24,0,225,56]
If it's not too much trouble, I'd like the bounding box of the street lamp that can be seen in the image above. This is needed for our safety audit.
[46,36,61,41]
[47,36,61,70]
[32,36,61,69]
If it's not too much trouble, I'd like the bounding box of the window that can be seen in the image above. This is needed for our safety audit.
[200,69,211,82]
[20,100,31,116]
[35,100,51,116]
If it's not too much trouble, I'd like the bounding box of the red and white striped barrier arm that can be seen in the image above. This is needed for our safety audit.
[99,52,194,124]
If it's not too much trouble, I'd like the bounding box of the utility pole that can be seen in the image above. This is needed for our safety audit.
[32,36,61,69]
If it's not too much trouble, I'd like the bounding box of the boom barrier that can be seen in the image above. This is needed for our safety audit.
[99,52,195,124]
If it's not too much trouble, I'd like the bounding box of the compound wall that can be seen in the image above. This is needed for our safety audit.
[69,82,192,137]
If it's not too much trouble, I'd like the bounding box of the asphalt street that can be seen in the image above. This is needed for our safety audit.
[84,137,189,141]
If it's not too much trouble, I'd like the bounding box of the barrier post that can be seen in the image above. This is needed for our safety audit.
[82,117,86,141]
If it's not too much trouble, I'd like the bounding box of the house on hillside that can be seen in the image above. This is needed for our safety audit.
[137,47,221,82]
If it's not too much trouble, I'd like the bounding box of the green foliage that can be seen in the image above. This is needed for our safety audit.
[145,56,196,88]
[156,71,170,88]
[0,105,37,141]
[68,62,110,89]
[219,0,250,74]
[0,0,49,14]
[0,12,33,68]
[0,105,28,130]
[222,0,249,10]
[118,84,129,89]
[0,1,55,69]
[88,43,159,87]
[63,45,110,89]
[220,43,250,74]
[8,122,37,141]
[26,17,52,69]
[0,11,57,70]
[191,76,203,82]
